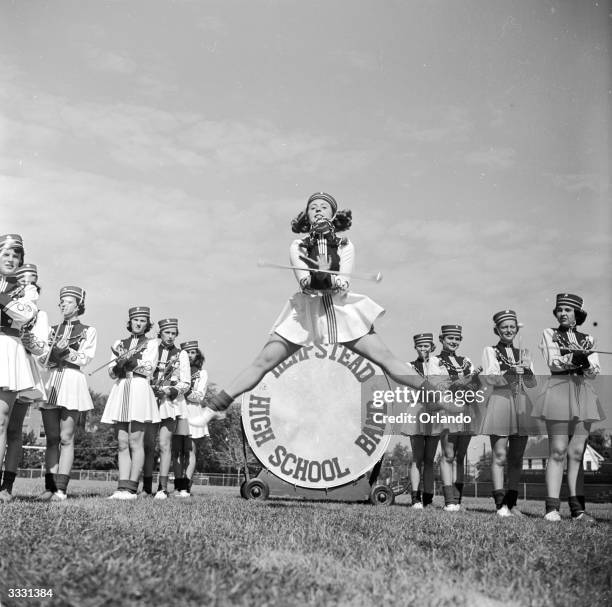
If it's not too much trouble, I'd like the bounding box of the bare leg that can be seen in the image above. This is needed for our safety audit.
[116,423,131,480]
[567,422,590,496]
[546,422,568,499]
[58,409,79,476]
[409,435,424,491]
[439,431,455,486]
[186,438,197,481]
[127,422,145,483]
[345,331,422,389]
[490,435,507,492]
[225,335,302,398]
[158,419,174,481]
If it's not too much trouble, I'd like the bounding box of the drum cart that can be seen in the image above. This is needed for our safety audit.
[238,419,397,506]
[237,345,400,506]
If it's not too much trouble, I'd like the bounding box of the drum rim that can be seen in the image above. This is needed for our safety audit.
[241,351,392,490]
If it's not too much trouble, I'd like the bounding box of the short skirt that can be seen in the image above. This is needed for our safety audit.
[272,290,385,346]
[533,375,605,423]
[187,403,210,439]
[101,376,161,424]
[40,367,93,411]
[0,334,35,392]
[480,388,544,435]
[158,395,188,422]
[17,354,48,402]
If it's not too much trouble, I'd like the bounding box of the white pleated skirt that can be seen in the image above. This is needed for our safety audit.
[40,367,93,412]
[272,290,385,346]
[101,376,161,424]
[18,355,48,402]
[186,403,210,439]
[158,394,188,421]
[0,334,35,392]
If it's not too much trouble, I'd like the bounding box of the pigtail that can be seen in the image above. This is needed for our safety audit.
[332,209,352,232]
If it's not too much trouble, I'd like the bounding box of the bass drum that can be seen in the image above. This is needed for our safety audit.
[242,343,392,490]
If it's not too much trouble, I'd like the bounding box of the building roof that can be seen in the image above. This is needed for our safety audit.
[523,438,604,461]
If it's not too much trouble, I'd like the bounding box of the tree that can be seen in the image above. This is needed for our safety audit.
[588,430,612,460]
[73,389,117,470]
[381,443,413,484]
[475,451,493,481]
[21,430,44,468]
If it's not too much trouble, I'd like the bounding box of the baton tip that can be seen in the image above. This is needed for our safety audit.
[375,272,383,283]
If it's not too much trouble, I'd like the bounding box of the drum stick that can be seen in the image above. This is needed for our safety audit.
[257,260,383,283]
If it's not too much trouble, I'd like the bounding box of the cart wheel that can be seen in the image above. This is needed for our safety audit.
[243,479,269,500]
[369,485,395,506]
[239,481,248,499]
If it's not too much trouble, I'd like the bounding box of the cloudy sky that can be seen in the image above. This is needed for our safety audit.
[2,0,611,439]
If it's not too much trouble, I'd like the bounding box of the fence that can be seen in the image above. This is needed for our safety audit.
[17,468,241,487]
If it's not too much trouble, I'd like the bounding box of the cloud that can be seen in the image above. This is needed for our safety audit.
[385,107,471,144]
[84,47,137,74]
[464,146,516,169]
[544,172,608,194]
[334,50,381,72]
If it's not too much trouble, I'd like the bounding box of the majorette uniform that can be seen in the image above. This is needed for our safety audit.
[39,287,95,412]
[101,307,160,424]
[153,319,190,422]
[480,311,540,436]
[271,232,384,345]
[0,236,37,392]
[180,341,209,439]
[14,264,48,402]
[428,325,482,434]
[408,337,443,436]
[533,294,604,423]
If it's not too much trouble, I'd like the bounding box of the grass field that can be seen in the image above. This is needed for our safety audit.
[1,479,611,607]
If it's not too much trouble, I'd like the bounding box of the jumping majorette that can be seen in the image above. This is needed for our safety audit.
[193,192,433,427]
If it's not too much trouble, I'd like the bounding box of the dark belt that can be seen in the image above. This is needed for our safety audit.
[551,370,584,376]
[0,327,20,337]
[125,371,147,379]
[55,362,81,371]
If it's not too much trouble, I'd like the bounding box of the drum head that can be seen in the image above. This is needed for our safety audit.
[242,344,392,489]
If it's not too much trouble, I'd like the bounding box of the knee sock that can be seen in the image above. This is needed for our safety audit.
[443,485,457,506]
[411,490,422,505]
[142,476,153,494]
[422,492,434,507]
[454,482,464,504]
[158,476,168,492]
[126,480,139,494]
[504,489,519,510]
[578,495,586,510]
[545,497,561,514]
[0,471,16,493]
[568,495,584,518]
[55,474,70,493]
[209,390,233,412]
[45,473,57,493]
[174,478,184,491]
[492,490,505,510]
